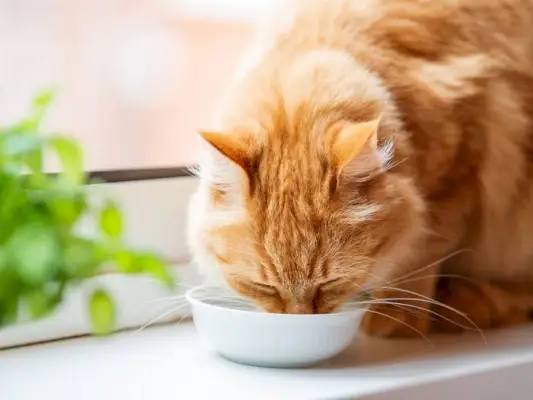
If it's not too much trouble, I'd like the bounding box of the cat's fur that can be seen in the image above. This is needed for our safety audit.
[187,0,533,337]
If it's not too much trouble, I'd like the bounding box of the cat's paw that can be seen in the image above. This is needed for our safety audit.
[361,292,431,339]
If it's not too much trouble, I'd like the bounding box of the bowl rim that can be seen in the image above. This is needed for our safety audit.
[185,286,365,320]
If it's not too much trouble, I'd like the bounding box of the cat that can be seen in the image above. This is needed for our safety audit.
[187,0,533,337]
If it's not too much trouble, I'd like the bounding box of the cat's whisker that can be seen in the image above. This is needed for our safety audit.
[149,296,250,310]
[360,308,434,345]
[382,157,406,173]
[193,285,249,299]
[391,273,482,288]
[364,286,486,340]
[186,165,201,177]
[424,228,453,242]
[134,303,191,334]
[148,295,188,306]
[384,248,473,287]
[175,311,193,325]
[136,293,253,334]
[348,299,487,343]
[176,294,250,307]
[344,299,424,319]
[195,294,250,303]
[149,285,248,304]
[345,297,426,314]
[172,282,200,288]
[361,269,392,287]
[146,283,243,305]
[369,286,467,316]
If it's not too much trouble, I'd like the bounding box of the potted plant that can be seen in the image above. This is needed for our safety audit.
[0,91,174,335]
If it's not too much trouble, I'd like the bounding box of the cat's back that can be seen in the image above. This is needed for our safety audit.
[271,0,533,64]
[235,0,533,114]
[226,0,533,148]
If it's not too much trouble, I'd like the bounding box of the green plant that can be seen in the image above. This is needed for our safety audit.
[0,91,174,334]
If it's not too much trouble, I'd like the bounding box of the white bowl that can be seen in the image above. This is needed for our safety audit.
[186,286,365,368]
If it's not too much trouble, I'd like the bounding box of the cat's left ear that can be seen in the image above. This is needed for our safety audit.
[198,130,256,177]
[199,131,251,168]
[330,117,392,181]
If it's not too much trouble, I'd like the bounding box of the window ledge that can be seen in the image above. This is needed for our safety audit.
[2,321,533,399]
[0,264,200,349]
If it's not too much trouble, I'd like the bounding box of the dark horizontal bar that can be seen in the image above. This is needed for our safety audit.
[87,166,197,183]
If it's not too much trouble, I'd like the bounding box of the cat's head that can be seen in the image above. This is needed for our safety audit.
[187,51,425,314]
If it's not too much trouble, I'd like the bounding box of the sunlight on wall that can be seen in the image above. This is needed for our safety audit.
[110,22,187,108]
[167,0,283,22]
[0,0,276,170]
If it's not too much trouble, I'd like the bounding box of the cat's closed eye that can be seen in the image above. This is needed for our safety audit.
[229,278,284,312]
[314,278,357,313]
[228,274,358,314]
[248,281,279,296]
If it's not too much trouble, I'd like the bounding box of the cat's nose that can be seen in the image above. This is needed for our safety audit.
[283,286,316,314]
[285,303,314,314]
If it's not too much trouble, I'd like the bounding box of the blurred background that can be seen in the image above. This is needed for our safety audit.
[0,0,282,171]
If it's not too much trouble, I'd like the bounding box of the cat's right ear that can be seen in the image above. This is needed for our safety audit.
[330,118,392,182]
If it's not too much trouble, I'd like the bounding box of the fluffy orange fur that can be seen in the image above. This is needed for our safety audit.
[187,0,533,337]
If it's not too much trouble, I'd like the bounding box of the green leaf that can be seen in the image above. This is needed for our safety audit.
[7,221,60,286]
[0,268,22,302]
[0,249,7,273]
[99,201,123,239]
[114,250,137,273]
[25,287,61,319]
[93,240,117,263]
[28,89,55,133]
[2,89,54,137]
[0,177,28,242]
[89,289,116,336]
[0,91,173,328]
[133,253,174,289]
[48,136,84,185]
[63,237,100,278]
[8,119,37,135]
[3,134,42,156]
[26,148,43,173]
[0,299,19,326]
[0,133,44,173]
[47,193,87,228]
[33,89,54,112]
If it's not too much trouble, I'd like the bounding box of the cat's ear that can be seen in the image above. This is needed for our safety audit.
[330,118,392,181]
[198,130,254,173]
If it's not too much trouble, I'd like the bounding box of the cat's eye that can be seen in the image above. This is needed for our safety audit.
[318,277,346,291]
[314,277,356,313]
[230,278,279,297]
[228,278,283,313]
[249,282,279,296]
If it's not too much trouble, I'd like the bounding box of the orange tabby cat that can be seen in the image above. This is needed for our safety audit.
[187,0,533,337]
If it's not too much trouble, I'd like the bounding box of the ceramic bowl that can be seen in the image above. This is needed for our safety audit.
[186,286,365,368]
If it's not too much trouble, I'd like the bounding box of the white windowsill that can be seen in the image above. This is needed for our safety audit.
[0,264,201,349]
[3,176,533,398]
[2,322,533,399]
